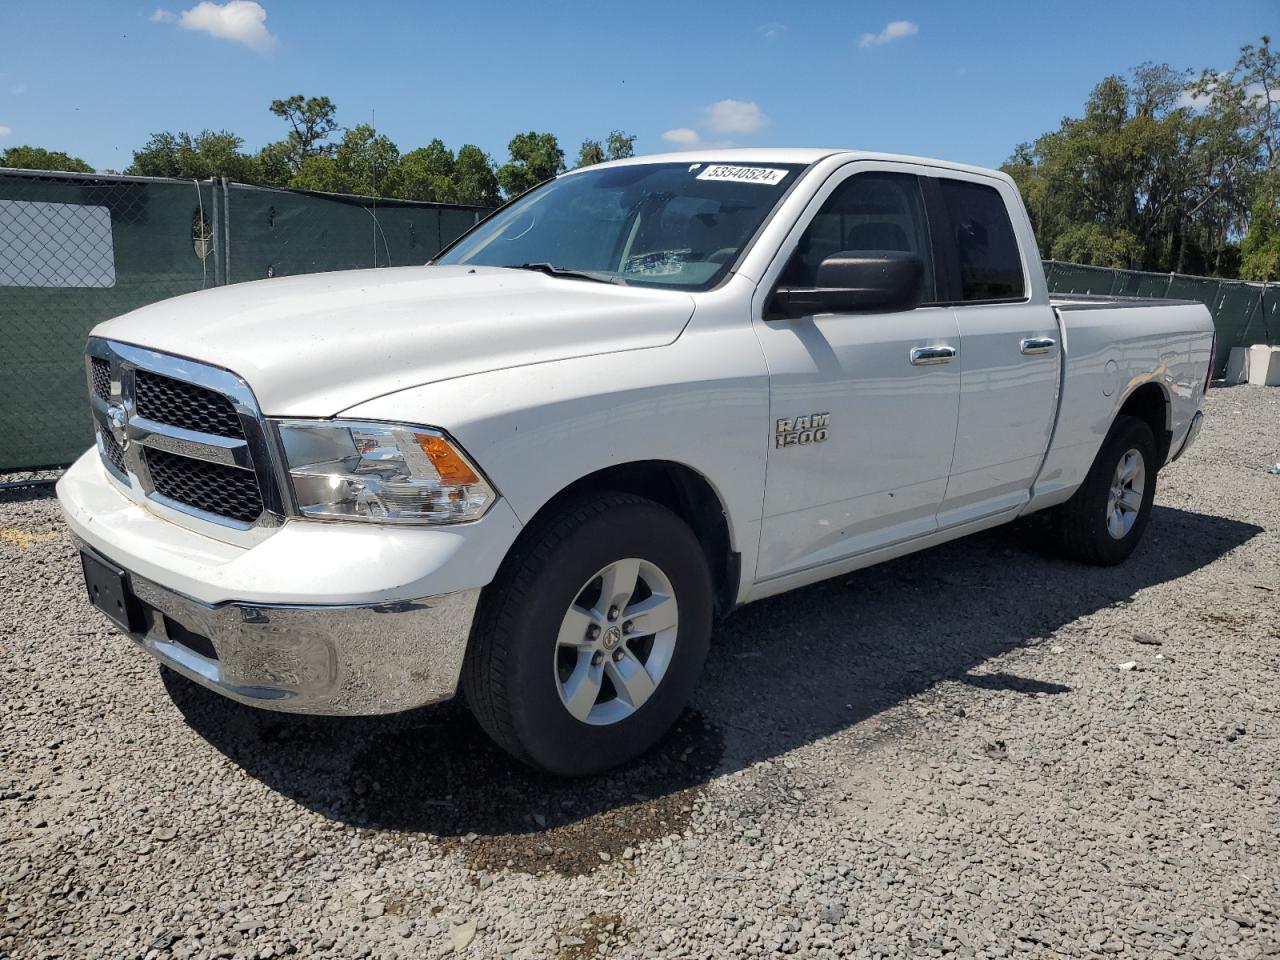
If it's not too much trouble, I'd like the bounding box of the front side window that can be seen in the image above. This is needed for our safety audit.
[778,171,936,303]
[938,179,1025,302]
[436,162,805,290]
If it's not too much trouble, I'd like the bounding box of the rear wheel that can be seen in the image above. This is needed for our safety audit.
[462,493,712,776]
[1050,415,1158,566]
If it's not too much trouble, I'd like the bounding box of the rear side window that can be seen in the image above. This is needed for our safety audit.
[938,179,1024,302]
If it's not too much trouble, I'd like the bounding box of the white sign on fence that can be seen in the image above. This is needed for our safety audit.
[0,199,116,288]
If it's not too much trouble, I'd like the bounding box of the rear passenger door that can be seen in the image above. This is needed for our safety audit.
[926,174,1061,526]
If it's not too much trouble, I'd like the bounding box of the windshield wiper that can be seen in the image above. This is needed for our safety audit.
[503,262,625,285]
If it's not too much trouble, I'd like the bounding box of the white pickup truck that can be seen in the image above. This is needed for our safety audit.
[59,149,1214,775]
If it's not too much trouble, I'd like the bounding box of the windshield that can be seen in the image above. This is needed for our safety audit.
[436,161,806,290]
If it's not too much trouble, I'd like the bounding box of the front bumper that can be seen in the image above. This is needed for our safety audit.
[59,449,524,714]
[79,541,480,714]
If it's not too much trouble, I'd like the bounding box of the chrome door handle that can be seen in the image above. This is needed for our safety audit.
[910,345,956,366]
[1020,337,1056,355]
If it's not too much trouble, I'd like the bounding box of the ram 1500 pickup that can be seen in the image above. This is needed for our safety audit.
[59,149,1214,775]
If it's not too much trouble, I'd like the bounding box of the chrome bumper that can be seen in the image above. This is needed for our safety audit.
[79,542,480,715]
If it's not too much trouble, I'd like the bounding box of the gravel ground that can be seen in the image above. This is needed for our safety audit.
[2,386,1278,960]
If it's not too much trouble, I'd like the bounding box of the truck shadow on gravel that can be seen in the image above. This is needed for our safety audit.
[163,504,1261,876]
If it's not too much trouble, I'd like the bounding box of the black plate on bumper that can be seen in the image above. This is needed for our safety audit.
[81,550,145,634]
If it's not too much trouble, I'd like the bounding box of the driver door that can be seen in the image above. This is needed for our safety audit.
[752,164,962,581]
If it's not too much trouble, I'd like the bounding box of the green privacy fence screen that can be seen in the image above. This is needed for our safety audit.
[0,169,484,469]
[2,166,1278,470]
[1042,260,1278,379]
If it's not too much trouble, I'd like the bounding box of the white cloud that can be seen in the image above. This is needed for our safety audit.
[704,99,768,135]
[0,125,12,139]
[9,83,26,96]
[1246,80,1280,105]
[1176,88,1212,110]
[758,22,786,42]
[151,1,276,54]
[662,127,700,146]
[858,19,918,48]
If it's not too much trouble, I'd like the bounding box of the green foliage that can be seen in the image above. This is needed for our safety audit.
[577,139,607,168]
[1004,60,1257,276]
[1050,224,1144,268]
[1192,35,1279,173]
[452,145,501,207]
[126,130,258,180]
[264,94,339,176]
[497,132,565,198]
[398,139,460,202]
[8,93,591,211]
[288,124,398,196]
[254,141,293,187]
[576,130,637,169]
[1240,173,1280,279]
[0,145,93,173]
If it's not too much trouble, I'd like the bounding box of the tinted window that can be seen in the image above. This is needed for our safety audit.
[939,179,1024,301]
[779,172,936,304]
[437,162,804,290]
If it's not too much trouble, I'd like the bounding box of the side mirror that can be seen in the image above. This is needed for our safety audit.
[769,250,924,319]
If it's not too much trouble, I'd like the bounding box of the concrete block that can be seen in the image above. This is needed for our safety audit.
[1225,346,1250,384]
[1246,344,1280,386]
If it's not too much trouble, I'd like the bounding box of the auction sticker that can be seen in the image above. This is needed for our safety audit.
[695,165,788,185]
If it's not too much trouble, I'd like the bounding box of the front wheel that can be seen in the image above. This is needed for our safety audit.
[462,493,712,776]
[1050,414,1158,566]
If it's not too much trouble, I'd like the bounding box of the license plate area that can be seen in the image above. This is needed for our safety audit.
[81,551,145,634]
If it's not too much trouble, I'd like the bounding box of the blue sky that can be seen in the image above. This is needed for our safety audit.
[0,0,1276,173]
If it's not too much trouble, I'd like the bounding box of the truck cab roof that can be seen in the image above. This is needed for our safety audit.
[562,148,1014,185]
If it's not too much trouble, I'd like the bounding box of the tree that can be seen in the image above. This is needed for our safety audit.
[605,130,636,160]
[1241,172,1280,279]
[126,130,258,180]
[576,129,636,168]
[289,124,398,196]
[452,145,501,207]
[577,139,606,168]
[497,131,564,198]
[1001,64,1252,274]
[0,145,93,173]
[264,94,339,176]
[1193,36,1279,172]
[398,139,459,202]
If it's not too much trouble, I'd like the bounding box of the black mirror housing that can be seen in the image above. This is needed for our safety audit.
[771,250,924,318]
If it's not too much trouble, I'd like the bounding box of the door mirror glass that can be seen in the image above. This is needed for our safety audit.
[771,250,924,318]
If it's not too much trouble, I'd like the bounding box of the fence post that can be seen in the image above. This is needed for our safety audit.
[221,177,232,283]
[208,179,223,286]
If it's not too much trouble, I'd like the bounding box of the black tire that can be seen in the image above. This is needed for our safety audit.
[1050,415,1158,566]
[462,492,713,776]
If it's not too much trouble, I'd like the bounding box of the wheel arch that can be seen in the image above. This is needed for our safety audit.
[1116,380,1172,466]
[516,460,740,618]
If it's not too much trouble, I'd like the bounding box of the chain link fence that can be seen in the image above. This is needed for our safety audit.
[0,169,484,469]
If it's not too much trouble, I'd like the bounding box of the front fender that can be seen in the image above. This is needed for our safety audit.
[340,329,770,595]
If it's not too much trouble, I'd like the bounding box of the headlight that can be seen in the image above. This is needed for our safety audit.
[275,420,496,524]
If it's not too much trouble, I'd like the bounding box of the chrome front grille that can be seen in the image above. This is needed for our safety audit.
[85,339,283,535]
[143,448,264,524]
[90,357,112,401]
[135,369,247,440]
[99,425,127,474]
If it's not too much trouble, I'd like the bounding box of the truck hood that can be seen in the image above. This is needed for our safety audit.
[94,265,696,416]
